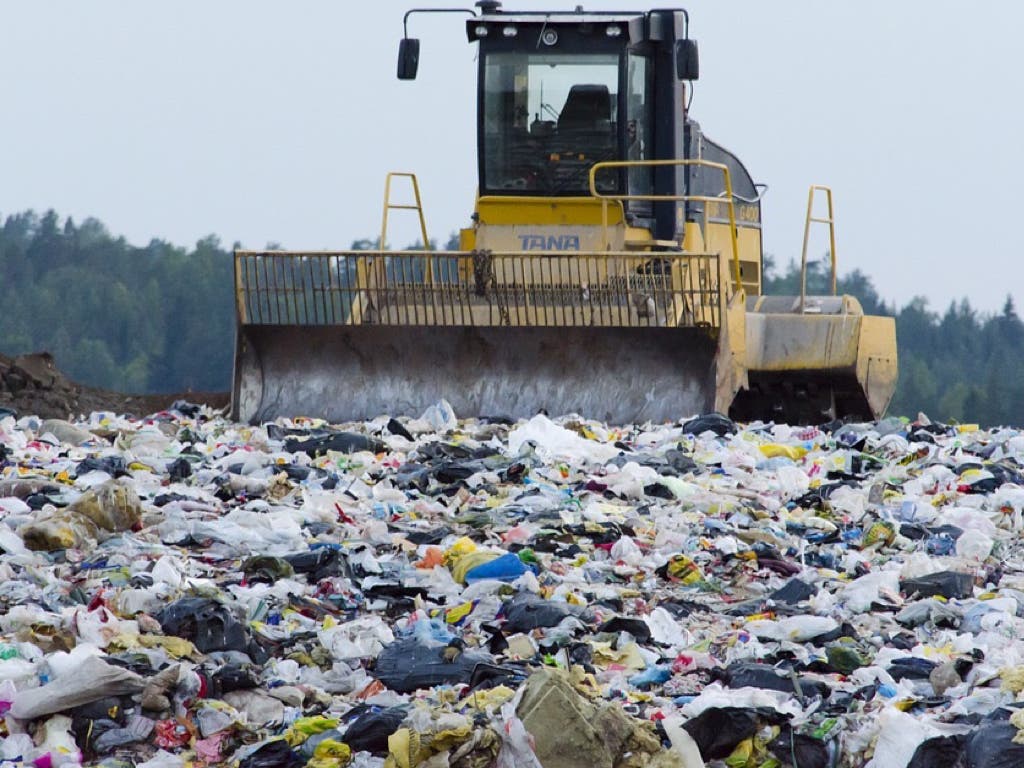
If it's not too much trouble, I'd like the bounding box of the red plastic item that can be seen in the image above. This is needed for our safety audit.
[154,719,191,749]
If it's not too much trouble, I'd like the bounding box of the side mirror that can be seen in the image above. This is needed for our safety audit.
[675,38,699,81]
[397,38,420,80]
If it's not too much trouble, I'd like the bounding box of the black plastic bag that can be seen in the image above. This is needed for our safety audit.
[502,592,593,633]
[768,728,830,768]
[886,657,938,681]
[394,463,432,492]
[278,463,311,481]
[372,638,493,693]
[342,705,409,754]
[241,555,295,583]
[900,571,974,600]
[964,721,1024,768]
[76,456,128,478]
[283,548,348,581]
[681,707,760,759]
[386,418,414,441]
[170,400,203,417]
[156,598,250,653]
[210,664,258,695]
[771,578,817,605]
[468,662,529,691]
[285,432,385,457]
[166,457,192,481]
[908,734,965,768]
[644,482,676,500]
[401,525,453,545]
[682,412,737,437]
[239,740,302,768]
[721,662,831,700]
[597,616,652,643]
[433,460,485,484]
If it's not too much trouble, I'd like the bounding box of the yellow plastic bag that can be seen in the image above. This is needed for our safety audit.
[307,738,352,768]
[664,554,702,584]
[759,443,808,460]
[283,715,339,746]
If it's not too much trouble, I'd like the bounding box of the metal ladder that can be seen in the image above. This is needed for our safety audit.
[799,184,837,312]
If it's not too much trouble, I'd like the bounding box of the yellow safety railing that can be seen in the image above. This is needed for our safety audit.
[799,184,837,312]
[233,250,722,330]
[380,172,433,284]
[587,159,743,290]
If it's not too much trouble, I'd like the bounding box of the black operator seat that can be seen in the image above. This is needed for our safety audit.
[558,84,612,130]
[556,84,616,190]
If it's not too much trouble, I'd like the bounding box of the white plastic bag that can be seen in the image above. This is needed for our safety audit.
[507,415,618,463]
[496,699,544,768]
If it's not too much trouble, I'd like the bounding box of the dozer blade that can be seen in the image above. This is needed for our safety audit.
[232,324,719,425]
[730,295,898,423]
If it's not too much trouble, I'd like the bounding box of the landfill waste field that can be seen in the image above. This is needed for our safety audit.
[3,392,1024,768]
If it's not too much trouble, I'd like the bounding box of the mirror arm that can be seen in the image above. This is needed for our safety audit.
[403,7,477,39]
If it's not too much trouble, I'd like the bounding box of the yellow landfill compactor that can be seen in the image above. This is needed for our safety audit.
[231,3,897,425]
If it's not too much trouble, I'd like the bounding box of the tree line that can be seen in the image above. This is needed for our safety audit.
[1,209,1021,425]
[0,211,233,393]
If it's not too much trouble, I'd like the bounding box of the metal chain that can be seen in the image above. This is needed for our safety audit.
[472,249,510,325]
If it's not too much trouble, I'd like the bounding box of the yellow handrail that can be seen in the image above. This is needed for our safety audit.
[799,184,837,312]
[588,158,743,289]
[380,172,433,283]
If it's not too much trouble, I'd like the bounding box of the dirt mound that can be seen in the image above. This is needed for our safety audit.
[0,351,229,420]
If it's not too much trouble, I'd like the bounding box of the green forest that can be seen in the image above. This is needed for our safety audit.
[1,209,1021,425]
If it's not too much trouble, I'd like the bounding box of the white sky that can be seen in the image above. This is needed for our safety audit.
[2,1,1021,314]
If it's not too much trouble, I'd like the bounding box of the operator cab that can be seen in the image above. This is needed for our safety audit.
[467,10,662,199]
[398,4,759,245]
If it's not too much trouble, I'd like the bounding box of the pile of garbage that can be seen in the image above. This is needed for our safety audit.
[2,401,1024,768]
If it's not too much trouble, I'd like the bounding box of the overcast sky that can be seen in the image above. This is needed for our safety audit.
[2,1,1021,314]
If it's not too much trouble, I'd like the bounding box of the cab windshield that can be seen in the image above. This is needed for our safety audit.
[482,51,621,195]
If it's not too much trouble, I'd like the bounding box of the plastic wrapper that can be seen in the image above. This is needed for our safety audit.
[10,655,145,720]
[68,479,142,532]
[17,510,100,551]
